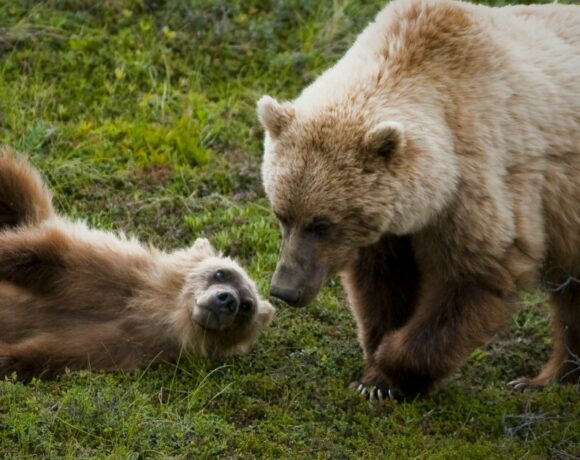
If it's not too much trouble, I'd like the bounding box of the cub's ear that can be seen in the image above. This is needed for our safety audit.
[256,300,276,328]
[257,96,295,138]
[364,121,406,158]
[192,238,217,258]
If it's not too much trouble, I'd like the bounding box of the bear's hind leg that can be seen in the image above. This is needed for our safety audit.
[549,280,580,384]
[512,276,580,388]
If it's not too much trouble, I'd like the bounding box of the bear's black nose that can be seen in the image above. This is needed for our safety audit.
[270,286,303,307]
[212,291,238,314]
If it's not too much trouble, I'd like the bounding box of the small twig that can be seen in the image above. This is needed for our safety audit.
[502,400,561,441]
[545,276,580,293]
[560,345,580,384]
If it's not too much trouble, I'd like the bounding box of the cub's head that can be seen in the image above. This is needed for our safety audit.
[257,96,458,307]
[182,238,275,358]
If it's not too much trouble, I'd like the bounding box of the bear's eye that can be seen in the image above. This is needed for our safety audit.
[240,300,253,312]
[274,212,290,227]
[305,219,333,237]
[214,270,226,281]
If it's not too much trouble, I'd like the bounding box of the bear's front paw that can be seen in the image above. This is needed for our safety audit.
[349,380,395,401]
[350,366,400,401]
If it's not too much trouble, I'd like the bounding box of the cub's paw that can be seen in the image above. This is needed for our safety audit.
[350,381,394,401]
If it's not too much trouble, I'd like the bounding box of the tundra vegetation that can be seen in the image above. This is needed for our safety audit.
[0,0,578,458]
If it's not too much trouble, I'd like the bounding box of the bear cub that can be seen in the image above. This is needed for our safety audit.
[0,149,275,381]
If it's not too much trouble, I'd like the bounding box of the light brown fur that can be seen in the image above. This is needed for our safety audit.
[0,149,275,381]
[258,0,580,398]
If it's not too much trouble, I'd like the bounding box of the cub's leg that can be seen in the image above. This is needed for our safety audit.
[0,336,72,382]
[0,227,68,295]
[0,323,142,381]
[342,235,420,397]
[511,275,580,388]
[0,224,141,307]
[357,271,515,399]
[0,150,55,230]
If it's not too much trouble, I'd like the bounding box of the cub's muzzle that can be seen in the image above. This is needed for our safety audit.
[211,291,238,315]
[193,288,240,330]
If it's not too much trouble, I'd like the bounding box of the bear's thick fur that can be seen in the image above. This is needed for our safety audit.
[258,0,580,398]
[0,150,275,381]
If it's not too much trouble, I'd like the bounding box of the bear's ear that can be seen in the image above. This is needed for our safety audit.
[257,95,295,138]
[256,300,276,328]
[364,121,406,158]
[192,238,217,258]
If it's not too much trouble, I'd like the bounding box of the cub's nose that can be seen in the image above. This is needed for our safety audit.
[270,285,303,307]
[212,291,238,315]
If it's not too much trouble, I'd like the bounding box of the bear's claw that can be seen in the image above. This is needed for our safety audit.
[507,377,544,391]
[507,378,528,390]
[351,381,394,401]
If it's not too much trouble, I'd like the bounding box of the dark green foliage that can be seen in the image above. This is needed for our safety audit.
[0,0,578,457]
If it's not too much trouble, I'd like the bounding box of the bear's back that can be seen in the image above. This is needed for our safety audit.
[294,0,579,114]
[508,4,580,48]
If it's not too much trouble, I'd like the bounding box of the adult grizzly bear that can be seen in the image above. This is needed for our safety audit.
[258,0,580,399]
[0,150,275,381]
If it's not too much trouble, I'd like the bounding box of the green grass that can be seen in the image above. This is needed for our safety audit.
[0,0,578,458]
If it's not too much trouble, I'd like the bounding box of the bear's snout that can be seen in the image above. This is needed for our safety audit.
[270,260,321,308]
[270,284,303,307]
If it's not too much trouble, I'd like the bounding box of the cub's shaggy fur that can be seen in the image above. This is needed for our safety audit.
[258,0,580,398]
[0,150,275,381]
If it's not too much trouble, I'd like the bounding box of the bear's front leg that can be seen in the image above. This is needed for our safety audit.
[342,235,419,368]
[355,274,515,399]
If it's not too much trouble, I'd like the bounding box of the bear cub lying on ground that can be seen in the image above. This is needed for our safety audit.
[0,150,275,381]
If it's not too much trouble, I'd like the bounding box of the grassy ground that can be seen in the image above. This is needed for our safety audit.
[0,0,578,458]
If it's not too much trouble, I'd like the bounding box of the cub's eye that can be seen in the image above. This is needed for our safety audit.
[305,219,334,237]
[240,301,253,312]
[214,270,226,281]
